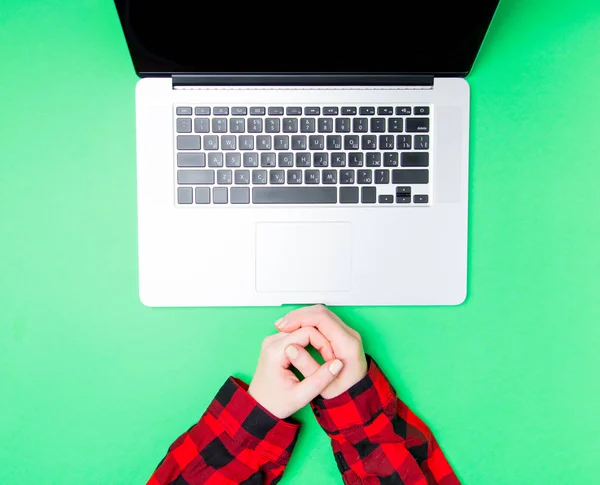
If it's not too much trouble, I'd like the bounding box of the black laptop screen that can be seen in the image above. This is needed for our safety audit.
[115,1,499,77]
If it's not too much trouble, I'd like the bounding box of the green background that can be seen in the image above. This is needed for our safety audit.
[1,0,599,483]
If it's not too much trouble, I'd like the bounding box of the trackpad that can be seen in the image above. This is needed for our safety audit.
[256,222,352,292]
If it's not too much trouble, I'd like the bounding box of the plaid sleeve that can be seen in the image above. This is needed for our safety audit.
[147,377,300,485]
[311,356,460,485]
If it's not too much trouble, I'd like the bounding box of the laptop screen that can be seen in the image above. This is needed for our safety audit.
[115,1,499,77]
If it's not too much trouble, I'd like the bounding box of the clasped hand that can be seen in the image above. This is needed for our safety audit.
[248,305,368,419]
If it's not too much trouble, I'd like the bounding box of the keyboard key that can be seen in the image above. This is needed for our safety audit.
[287,170,303,184]
[239,135,254,150]
[231,187,250,204]
[396,106,411,115]
[270,170,285,185]
[349,153,364,167]
[342,107,357,115]
[177,153,205,167]
[177,186,193,204]
[257,135,272,150]
[195,107,211,115]
[177,135,201,150]
[231,107,248,115]
[377,107,394,115]
[344,135,360,150]
[414,135,429,150]
[301,118,316,133]
[323,170,337,184]
[248,118,263,133]
[265,118,280,133]
[243,153,259,167]
[362,135,377,150]
[379,194,393,203]
[340,187,359,204]
[309,135,325,150]
[222,135,236,150]
[234,170,250,184]
[176,118,192,133]
[230,118,245,133]
[353,118,368,133]
[361,186,376,203]
[212,118,227,133]
[274,135,289,150]
[340,169,355,184]
[370,118,386,132]
[283,118,299,133]
[203,135,219,150]
[415,107,430,115]
[379,135,394,150]
[406,118,430,133]
[375,169,390,184]
[326,135,342,150]
[304,107,320,115]
[217,170,232,185]
[260,152,276,167]
[250,107,266,115]
[253,187,337,204]
[318,118,333,133]
[176,107,192,116]
[335,118,351,133]
[213,187,228,204]
[414,194,429,204]
[392,169,429,184]
[226,152,241,167]
[208,153,224,167]
[194,118,210,133]
[397,196,411,204]
[252,170,267,184]
[268,107,284,115]
[286,107,302,115]
[331,153,346,167]
[291,135,307,150]
[213,107,229,115]
[397,135,412,149]
[278,152,294,167]
[195,187,210,204]
[359,107,375,115]
[358,169,373,184]
[384,152,399,167]
[296,152,311,167]
[305,170,320,184]
[401,152,429,167]
[323,107,338,115]
[396,186,411,196]
[314,153,329,167]
[388,118,403,132]
[177,170,215,185]
[366,152,381,167]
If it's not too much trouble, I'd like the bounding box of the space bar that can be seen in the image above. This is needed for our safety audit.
[252,187,337,204]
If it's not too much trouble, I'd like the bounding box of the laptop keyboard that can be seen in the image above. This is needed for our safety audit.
[174,105,431,205]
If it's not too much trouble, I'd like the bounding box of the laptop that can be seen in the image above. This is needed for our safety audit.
[114,1,499,307]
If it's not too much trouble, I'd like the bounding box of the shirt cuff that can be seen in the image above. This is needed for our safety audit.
[207,377,300,466]
[311,356,397,437]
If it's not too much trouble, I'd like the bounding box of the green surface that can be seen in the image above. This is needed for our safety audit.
[1,0,600,483]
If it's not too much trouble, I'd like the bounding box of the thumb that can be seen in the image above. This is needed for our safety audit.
[294,359,343,407]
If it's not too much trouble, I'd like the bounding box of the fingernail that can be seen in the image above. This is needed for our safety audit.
[285,345,299,359]
[329,359,344,376]
[275,318,287,329]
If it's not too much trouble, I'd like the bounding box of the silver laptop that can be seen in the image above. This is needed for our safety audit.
[115,1,499,307]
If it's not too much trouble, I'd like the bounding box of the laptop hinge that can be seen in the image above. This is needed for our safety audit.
[172,74,434,88]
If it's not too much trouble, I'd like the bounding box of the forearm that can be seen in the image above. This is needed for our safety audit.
[147,378,300,485]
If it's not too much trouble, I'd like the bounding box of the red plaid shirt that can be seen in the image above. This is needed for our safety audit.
[147,357,459,484]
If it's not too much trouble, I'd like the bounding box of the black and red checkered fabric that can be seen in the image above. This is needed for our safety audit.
[148,357,459,485]
[311,357,459,485]
[147,377,299,485]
